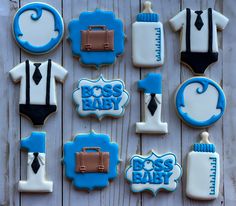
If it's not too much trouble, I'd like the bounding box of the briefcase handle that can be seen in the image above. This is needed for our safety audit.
[79,147,105,173]
[88,25,107,31]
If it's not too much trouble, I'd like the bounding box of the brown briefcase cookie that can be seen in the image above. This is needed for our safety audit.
[76,147,109,173]
[81,25,114,51]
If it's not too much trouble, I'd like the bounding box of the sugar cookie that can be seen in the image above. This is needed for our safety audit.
[68,9,125,68]
[175,77,226,128]
[73,75,129,120]
[170,8,228,74]
[132,1,164,67]
[136,73,168,133]
[9,59,68,126]
[63,131,120,190]
[186,132,220,200]
[125,150,182,196]
[13,2,64,54]
[18,132,53,192]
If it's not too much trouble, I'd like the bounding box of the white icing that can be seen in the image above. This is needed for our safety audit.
[180,82,221,122]
[9,60,68,105]
[18,10,58,47]
[18,153,53,192]
[136,94,168,133]
[169,9,228,52]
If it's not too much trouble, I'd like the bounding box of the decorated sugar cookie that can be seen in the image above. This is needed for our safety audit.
[169,8,228,74]
[9,60,68,126]
[13,2,64,54]
[175,77,226,128]
[125,150,182,195]
[136,73,168,133]
[186,132,220,200]
[132,1,164,67]
[18,132,53,192]
[68,9,125,68]
[63,131,120,190]
[73,75,129,119]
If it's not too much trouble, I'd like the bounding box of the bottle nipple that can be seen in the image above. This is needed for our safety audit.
[200,131,211,144]
[143,1,154,13]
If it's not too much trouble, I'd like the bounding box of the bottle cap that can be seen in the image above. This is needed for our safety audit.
[137,1,159,22]
[193,132,215,153]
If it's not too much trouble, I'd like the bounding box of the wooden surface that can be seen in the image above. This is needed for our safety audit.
[0,0,235,205]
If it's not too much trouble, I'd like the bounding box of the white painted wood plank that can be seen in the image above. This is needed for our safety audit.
[18,0,63,205]
[223,0,236,205]
[181,1,224,206]
[140,0,183,205]
[62,0,141,205]
[0,1,20,206]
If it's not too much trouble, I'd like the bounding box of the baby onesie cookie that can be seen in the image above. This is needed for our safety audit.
[125,150,182,196]
[186,132,220,200]
[136,73,168,133]
[175,76,226,128]
[19,132,53,192]
[13,2,64,54]
[132,1,164,67]
[169,8,228,74]
[9,59,68,126]
[68,9,125,68]
[73,75,129,120]
[63,131,120,190]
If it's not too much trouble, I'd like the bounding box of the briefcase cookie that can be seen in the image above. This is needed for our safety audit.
[63,131,120,190]
[68,9,125,68]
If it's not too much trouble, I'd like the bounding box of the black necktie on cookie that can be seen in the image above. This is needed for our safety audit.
[148,93,158,116]
[31,152,40,174]
[195,11,204,30]
[33,63,42,85]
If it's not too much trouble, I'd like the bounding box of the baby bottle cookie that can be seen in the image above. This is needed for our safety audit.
[186,132,220,200]
[63,131,120,191]
[136,73,168,133]
[18,132,53,192]
[13,2,64,54]
[125,150,182,196]
[132,1,164,67]
[68,9,125,68]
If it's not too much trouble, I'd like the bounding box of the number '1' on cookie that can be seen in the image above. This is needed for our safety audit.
[132,1,164,67]
[186,132,220,200]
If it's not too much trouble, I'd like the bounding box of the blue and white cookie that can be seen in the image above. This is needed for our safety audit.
[68,9,125,68]
[63,131,120,191]
[13,2,64,54]
[73,75,129,120]
[175,77,226,128]
[125,150,182,196]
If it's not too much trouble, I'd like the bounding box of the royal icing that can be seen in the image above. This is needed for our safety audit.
[73,75,129,119]
[68,9,125,68]
[9,60,68,126]
[170,8,228,74]
[175,77,226,128]
[63,131,120,190]
[18,132,53,192]
[13,2,64,54]
[136,73,168,133]
[125,150,182,195]
[132,1,164,67]
[186,132,220,200]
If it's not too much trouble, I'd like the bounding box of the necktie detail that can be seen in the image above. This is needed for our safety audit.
[148,93,157,116]
[33,63,42,85]
[31,152,40,174]
[194,11,204,30]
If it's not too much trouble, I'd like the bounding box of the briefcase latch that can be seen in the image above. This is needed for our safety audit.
[79,165,87,173]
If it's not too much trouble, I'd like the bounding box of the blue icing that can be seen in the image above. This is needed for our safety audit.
[175,77,226,127]
[137,13,159,22]
[138,73,162,94]
[193,143,215,153]
[68,9,125,68]
[21,132,46,153]
[63,131,120,190]
[13,2,64,54]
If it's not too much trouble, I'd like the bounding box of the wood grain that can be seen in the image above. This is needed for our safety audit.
[0,0,235,205]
